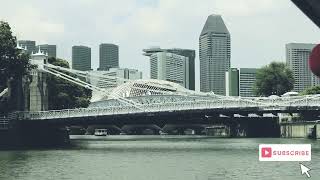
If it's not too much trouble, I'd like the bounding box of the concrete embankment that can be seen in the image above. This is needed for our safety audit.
[280,121,320,139]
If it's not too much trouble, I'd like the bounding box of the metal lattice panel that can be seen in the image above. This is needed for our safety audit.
[16,92,320,120]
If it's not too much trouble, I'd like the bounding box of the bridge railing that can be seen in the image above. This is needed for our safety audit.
[13,94,320,121]
[0,117,9,130]
[19,101,261,120]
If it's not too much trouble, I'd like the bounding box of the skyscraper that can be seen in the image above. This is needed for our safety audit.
[36,44,57,58]
[225,68,258,97]
[143,47,195,90]
[18,40,36,54]
[72,45,91,71]
[199,14,231,95]
[225,68,239,96]
[286,43,319,92]
[239,68,258,97]
[99,43,119,70]
[87,68,142,89]
[150,52,189,88]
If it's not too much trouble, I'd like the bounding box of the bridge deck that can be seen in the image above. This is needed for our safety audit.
[13,94,320,121]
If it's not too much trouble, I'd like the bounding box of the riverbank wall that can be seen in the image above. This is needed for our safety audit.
[280,121,320,139]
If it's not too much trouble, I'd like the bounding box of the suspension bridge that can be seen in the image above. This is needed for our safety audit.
[0,49,319,127]
[0,50,319,147]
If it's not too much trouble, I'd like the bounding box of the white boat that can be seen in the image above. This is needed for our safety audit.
[94,129,108,136]
[159,130,168,135]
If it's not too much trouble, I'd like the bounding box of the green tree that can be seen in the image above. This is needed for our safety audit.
[0,21,35,112]
[47,57,92,110]
[0,21,34,89]
[254,62,294,96]
[301,85,320,95]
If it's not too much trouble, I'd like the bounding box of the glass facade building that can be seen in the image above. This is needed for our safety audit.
[143,47,195,90]
[72,45,91,71]
[199,14,231,95]
[88,68,142,89]
[286,43,319,92]
[99,43,119,71]
[150,52,189,89]
[239,68,257,97]
[226,68,257,97]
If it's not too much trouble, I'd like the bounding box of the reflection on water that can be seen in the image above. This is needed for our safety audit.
[0,136,319,180]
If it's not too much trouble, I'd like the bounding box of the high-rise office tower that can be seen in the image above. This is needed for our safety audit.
[143,47,195,90]
[18,40,36,54]
[72,45,91,71]
[286,43,319,92]
[99,43,119,70]
[150,52,189,88]
[225,68,258,97]
[199,14,231,95]
[225,68,239,96]
[239,68,258,97]
[88,68,142,89]
[36,44,57,58]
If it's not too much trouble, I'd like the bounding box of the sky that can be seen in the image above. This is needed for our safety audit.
[1,0,320,91]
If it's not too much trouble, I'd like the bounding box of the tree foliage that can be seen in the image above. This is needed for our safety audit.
[0,21,34,91]
[0,21,35,113]
[47,57,92,110]
[301,85,320,95]
[254,62,294,96]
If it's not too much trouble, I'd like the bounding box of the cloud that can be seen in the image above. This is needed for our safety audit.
[213,0,285,16]
[0,1,65,43]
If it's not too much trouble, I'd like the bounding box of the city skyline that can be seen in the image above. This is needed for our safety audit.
[3,0,320,91]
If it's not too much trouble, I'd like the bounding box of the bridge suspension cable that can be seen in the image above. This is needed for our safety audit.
[39,63,144,110]
[43,63,129,86]
[42,63,244,100]
[0,88,8,98]
[34,61,320,112]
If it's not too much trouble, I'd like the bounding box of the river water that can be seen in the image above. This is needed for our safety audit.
[0,136,319,180]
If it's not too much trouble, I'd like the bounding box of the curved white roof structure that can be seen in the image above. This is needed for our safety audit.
[107,79,195,99]
[282,92,299,97]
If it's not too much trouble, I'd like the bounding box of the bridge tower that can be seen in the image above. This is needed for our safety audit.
[24,48,48,111]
